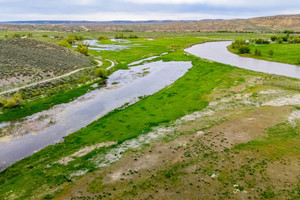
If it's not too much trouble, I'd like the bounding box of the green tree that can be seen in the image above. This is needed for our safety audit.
[58,40,71,48]
[238,45,250,54]
[231,40,247,49]
[76,43,89,56]
[270,36,277,41]
[66,36,76,44]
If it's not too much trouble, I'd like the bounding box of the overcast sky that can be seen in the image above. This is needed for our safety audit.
[0,0,299,21]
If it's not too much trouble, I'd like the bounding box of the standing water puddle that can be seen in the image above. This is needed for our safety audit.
[0,61,192,170]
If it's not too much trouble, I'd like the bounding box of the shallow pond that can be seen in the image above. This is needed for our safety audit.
[0,60,192,171]
[81,40,129,52]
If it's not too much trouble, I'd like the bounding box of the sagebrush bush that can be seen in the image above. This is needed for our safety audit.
[98,36,109,40]
[254,49,262,56]
[77,43,89,56]
[238,45,250,54]
[95,68,108,78]
[268,50,274,56]
[0,93,23,108]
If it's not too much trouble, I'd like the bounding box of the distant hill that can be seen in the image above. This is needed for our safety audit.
[0,20,195,25]
[1,14,300,32]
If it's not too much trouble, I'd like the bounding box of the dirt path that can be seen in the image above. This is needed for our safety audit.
[80,26,90,31]
[0,60,102,96]
[106,59,115,70]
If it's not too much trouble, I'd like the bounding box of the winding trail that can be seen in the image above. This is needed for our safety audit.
[105,59,115,70]
[185,41,300,79]
[0,60,102,96]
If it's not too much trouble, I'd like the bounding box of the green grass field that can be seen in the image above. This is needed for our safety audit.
[229,42,300,65]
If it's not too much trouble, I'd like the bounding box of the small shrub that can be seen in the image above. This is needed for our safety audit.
[281,35,289,42]
[268,50,274,56]
[238,45,250,54]
[0,93,23,108]
[66,36,76,44]
[231,40,247,49]
[255,38,270,44]
[98,35,109,40]
[283,30,294,34]
[277,38,283,44]
[261,187,275,199]
[129,35,138,39]
[27,33,33,37]
[270,36,277,41]
[115,33,125,39]
[254,49,262,56]
[288,35,300,43]
[42,34,48,37]
[43,194,54,199]
[72,35,83,41]
[297,57,300,64]
[12,33,21,38]
[58,40,71,48]
[76,43,89,56]
[95,68,108,78]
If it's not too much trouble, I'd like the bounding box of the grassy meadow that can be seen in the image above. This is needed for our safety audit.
[0,31,299,199]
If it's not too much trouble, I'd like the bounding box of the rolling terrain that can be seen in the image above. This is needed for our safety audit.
[1,14,300,32]
[0,39,93,92]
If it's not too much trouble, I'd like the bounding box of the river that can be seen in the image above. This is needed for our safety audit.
[0,60,192,171]
[185,41,300,79]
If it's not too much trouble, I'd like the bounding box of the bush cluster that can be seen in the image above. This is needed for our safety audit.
[115,33,139,39]
[59,35,84,47]
[0,93,23,108]
[269,34,300,43]
[95,68,108,78]
[253,38,270,44]
[231,40,250,54]
[98,36,109,40]
[76,43,89,56]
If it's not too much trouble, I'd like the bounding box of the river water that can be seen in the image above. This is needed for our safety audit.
[185,41,300,79]
[0,60,192,171]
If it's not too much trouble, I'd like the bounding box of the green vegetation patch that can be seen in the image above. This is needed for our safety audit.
[0,39,93,91]
[229,41,300,66]
[0,56,236,199]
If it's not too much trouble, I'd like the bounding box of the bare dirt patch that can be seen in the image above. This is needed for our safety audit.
[56,142,117,165]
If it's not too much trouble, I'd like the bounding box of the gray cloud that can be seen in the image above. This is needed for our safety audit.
[0,0,299,21]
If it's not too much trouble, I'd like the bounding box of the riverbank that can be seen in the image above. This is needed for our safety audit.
[228,42,300,66]
[1,34,300,200]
